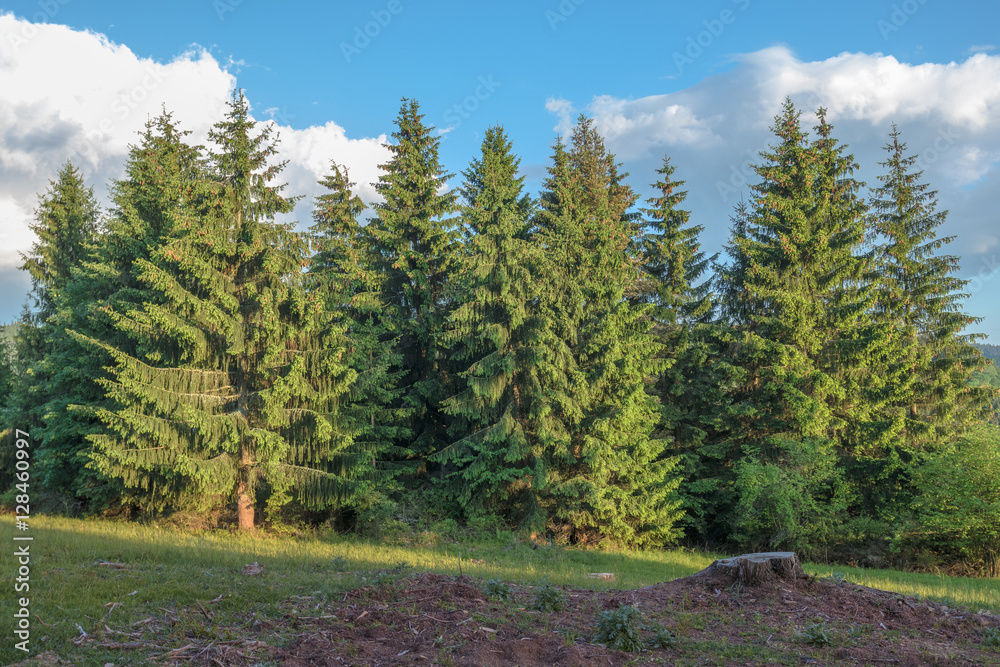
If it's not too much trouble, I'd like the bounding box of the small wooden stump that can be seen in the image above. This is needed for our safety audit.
[242,561,265,576]
[702,552,804,587]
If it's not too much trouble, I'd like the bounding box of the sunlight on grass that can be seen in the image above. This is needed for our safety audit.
[4,514,720,588]
[805,562,1000,611]
[5,514,1000,666]
[5,514,1000,615]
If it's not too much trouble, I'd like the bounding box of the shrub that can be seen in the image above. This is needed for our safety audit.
[594,605,645,652]
[649,625,678,649]
[731,437,847,557]
[483,579,513,602]
[530,581,566,612]
[910,425,1000,576]
[794,620,834,647]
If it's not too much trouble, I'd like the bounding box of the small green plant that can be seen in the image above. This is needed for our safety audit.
[795,619,834,647]
[330,556,348,572]
[847,623,871,639]
[983,626,1000,649]
[595,604,645,652]
[649,624,678,649]
[824,571,847,584]
[530,580,566,612]
[483,579,513,602]
[365,563,409,587]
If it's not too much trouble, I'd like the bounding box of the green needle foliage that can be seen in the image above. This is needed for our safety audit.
[308,161,410,503]
[435,126,546,523]
[870,124,994,449]
[641,155,714,326]
[533,117,683,548]
[3,161,101,498]
[4,90,997,575]
[84,91,358,530]
[366,98,460,467]
[720,100,867,552]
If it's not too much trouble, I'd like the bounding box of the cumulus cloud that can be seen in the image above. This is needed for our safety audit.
[544,97,576,135]
[0,13,389,304]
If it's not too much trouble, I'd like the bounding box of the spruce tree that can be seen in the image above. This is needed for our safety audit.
[19,161,101,325]
[809,109,900,457]
[870,124,994,448]
[307,162,409,502]
[433,126,545,521]
[3,161,100,496]
[640,156,740,542]
[38,111,212,507]
[719,100,852,552]
[84,91,357,530]
[366,98,460,466]
[532,117,683,547]
[641,156,713,325]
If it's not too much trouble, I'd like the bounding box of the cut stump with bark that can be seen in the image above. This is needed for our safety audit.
[700,552,805,587]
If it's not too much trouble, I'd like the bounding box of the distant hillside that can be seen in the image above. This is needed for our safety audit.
[979,343,1000,361]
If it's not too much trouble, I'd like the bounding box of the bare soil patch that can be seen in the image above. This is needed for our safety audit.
[15,561,1000,666]
[266,564,1000,666]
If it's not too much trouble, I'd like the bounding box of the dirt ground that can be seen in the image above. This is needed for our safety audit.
[17,563,1000,666]
[267,564,1000,666]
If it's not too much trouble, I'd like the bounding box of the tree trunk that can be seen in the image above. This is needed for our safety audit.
[700,552,804,586]
[236,479,255,531]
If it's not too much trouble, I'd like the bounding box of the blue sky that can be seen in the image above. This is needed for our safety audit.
[1,0,999,340]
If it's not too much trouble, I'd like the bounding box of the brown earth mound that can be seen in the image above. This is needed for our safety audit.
[20,558,1000,666]
[266,559,1000,666]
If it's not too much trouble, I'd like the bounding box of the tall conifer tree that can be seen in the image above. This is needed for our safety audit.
[3,161,100,494]
[433,127,545,521]
[870,125,994,448]
[532,117,683,547]
[366,98,460,466]
[308,162,409,499]
[85,91,357,530]
[720,100,852,551]
[640,156,737,541]
[641,156,713,325]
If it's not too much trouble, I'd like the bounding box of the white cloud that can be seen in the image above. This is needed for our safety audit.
[0,13,389,283]
[544,97,575,135]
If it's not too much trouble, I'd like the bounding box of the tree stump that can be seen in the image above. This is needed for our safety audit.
[700,552,804,587]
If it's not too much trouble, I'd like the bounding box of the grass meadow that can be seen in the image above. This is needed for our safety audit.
[2,514,1000,664]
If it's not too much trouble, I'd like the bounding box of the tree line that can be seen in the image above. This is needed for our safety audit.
[2,91,998,572]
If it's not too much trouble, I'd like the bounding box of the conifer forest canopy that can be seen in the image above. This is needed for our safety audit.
[2,89,999,574]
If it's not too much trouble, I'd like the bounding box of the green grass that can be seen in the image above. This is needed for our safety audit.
[3,514,1000,664]
[805,562,1000,612]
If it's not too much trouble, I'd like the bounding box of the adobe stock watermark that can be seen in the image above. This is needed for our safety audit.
[443,75,501,133]
[4,0,72,53]
[87,64,170,145]
[672,0,751,76]
[214,0,243,21]
[340,0,405,63]
[913,126,958,172]
[967,254,999,295]
[11,429,32,654]
[59,63,171,171]
[545,0,586,31]
[716,146,761,202]
[877,0,930,40]
[265,106,296,128]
